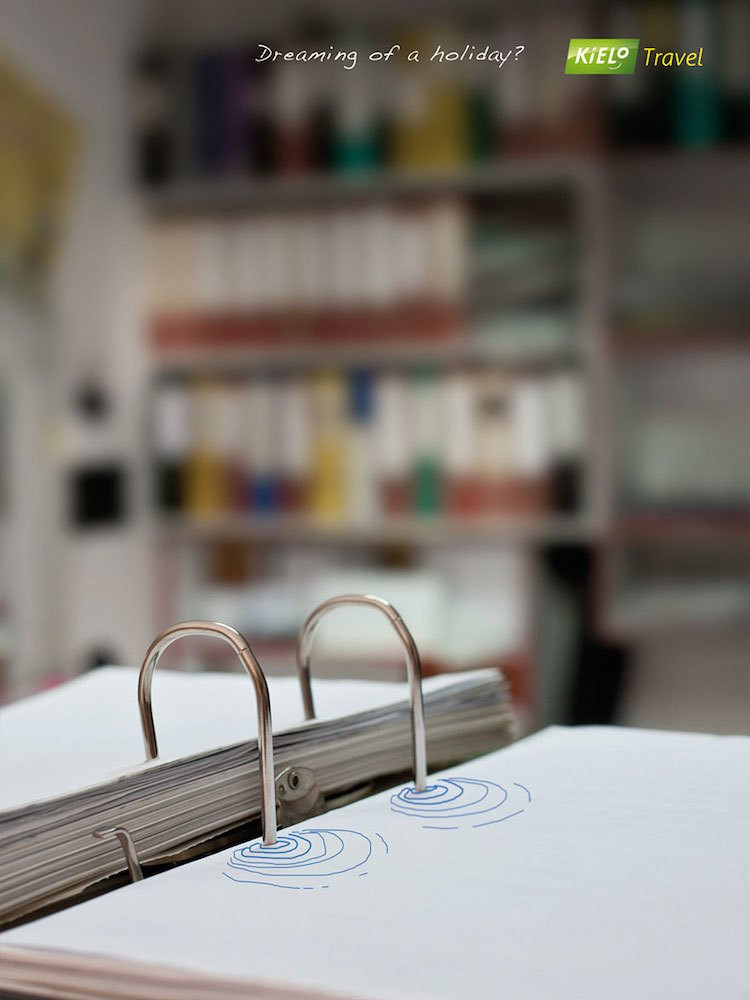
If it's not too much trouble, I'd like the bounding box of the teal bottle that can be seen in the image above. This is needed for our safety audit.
[674,0,721,147]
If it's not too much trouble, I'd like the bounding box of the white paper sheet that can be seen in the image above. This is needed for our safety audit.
[0,669,467,810]
[4,726,748,1000]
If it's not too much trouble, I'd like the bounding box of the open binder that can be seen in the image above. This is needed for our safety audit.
[5,592,744,999]
[0,594,514,927]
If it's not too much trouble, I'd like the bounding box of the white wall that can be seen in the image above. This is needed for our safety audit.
[3,0,153,687]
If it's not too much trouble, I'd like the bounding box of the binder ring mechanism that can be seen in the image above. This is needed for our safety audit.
[137,621,278,846]
[296,594,428,792]
[93,827,143,883]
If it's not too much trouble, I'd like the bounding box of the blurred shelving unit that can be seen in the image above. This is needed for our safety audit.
[159,512,595,545]
[150,341,580,374]
[599,146,750,642]
[138,153,606,720]
[127,1,613,726]
[142,159,598,215]
[131,0,750,730]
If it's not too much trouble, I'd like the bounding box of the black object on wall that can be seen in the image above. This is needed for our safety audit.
[68,381,128,530]
[69,466,126,528]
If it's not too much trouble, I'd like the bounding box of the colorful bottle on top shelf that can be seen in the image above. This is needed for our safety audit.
[674,0,721,147]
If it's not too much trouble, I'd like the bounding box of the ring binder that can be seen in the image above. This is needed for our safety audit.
[296,594,428,791]
[93,827,143,883]
[137,620,278,845]
[1,647,511,927]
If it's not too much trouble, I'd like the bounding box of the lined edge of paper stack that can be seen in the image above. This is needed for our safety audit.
[0,670,512,925]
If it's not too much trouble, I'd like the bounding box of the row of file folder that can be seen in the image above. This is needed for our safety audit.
[153,369,585,520]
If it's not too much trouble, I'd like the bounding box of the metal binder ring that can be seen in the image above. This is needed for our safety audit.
[93,826,143,883]
[296,594,427,792]
[137,620,277,845]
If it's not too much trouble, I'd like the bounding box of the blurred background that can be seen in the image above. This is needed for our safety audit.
[1,0,748,735]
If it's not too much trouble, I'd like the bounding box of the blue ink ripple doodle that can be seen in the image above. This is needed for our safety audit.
[224,829,389,890]
[390,778,532,830]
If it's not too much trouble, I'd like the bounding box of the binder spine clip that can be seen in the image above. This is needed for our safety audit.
[275,766,326,827]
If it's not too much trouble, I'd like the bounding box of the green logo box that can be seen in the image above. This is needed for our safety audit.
[565,39,640,75]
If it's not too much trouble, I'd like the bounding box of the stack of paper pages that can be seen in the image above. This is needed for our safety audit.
[1,726,747,999]
[0,666,512,925]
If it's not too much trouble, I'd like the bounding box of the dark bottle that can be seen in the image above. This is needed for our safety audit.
[132,47,177,186]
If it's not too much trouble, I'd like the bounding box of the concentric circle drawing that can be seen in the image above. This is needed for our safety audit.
[390,777,532,830]
[224,828,389,890]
